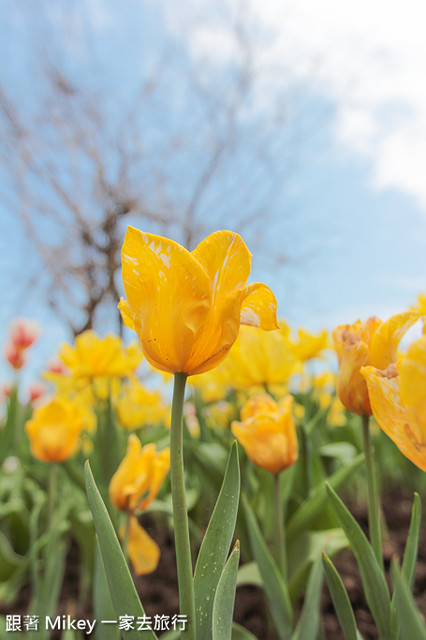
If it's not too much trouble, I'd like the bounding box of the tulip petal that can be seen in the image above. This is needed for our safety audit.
[240,283,278,330]
[121,227,211,373]
[191,230,252,293]
[185,231,253,374]
[370,311,419,370]
[398,335,426,427]
[110,435,170,513]
[334,336,371,415]
[118,298,135,330]
[361,366,426,471]
[121,516,160,575]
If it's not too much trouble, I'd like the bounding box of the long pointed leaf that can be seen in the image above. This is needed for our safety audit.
[212,542,240,640]
[402,492,421,590]
[194,442,240,640]
[291,557,323,640]
[392,558,426,640]
[84,461,157,640]
[231,624,258,640]
[322,552,359,640]
[326,483,391,639]
[242,495,293,640]
[93,543,119,640]
[287,454,363,541]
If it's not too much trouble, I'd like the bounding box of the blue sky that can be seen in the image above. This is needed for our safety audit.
[1,0,425,388]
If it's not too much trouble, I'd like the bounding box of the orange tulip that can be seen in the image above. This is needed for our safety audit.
[232,394,298,474]
[333,312,418,415]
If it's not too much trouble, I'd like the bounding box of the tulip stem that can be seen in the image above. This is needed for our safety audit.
[48,463,57,525]
[170,372,195,640]
[123,513,131,564]
[274,473,287,580]
[362,414,383,568]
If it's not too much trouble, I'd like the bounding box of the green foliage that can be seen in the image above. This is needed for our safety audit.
[392,558,426,640]
[322,553,360,640]
[84,461,157,640]
[242,495,293,640]
[194,443,241,640]
[212,542,240,640]
[326,483,392,639]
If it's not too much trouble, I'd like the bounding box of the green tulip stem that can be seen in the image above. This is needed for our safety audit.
[171,372,195,640]
[123,512,131,565]
[274,472,287,580]
[362,414,383,568]
[48,463,57,525]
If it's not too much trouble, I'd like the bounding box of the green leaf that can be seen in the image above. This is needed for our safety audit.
[288,528,348,602]
[392,558,426,640]
[242,495,293,640]
[291,558,323,640]
[326,483,391,638]
[93,543,120,640]
[91,395,124,495]
[322,553,359,640]
[402,492,422,590]
[319,442,358,465]
[84,461,157,640]
[0,386,18,463]
[287,454,363,541]
[0,530,23,581]
[189,442,229,478]
[194,442,241,640]
[236,562,262,588]
[212,542,240,640]
[231,623,259,639]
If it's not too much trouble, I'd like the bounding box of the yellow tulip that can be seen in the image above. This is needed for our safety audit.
[410,293,426,333]
[410,293,426,315]
[119,515,160,576]
[110,435,170,575]
[59,330,142,382]
[361,335,426,470]
[333,312,418,416]
[119,227,278,376]
[194,322,298,392]
[190,369,228,403]
[109,435,170,513]
[327,397,347,427]
[115,377,169,430]
[291,328,329,362]
[25,397,85,462]
[232,394,298,474]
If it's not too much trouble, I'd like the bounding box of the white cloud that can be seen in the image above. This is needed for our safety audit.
[162,0,426,209]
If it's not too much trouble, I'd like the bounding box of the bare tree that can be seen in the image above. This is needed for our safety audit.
[0,2,308,336]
